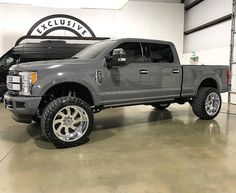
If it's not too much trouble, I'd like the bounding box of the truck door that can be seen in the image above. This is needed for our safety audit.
[141,42,182,99]
[101,42,146,105]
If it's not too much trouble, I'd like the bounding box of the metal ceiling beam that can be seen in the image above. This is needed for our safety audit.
[185,0,204,10]
[184,14,232,35]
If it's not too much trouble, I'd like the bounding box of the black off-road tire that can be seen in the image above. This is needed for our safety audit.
[192,87,221,120]
[152,103,170,110]
[41,96,94,148]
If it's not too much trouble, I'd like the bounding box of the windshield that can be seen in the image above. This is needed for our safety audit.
[73,40,115,59]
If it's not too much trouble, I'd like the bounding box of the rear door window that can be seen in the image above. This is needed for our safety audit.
[147,43,174,63]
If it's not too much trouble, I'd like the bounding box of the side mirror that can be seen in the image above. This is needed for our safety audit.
[107,48,126,68]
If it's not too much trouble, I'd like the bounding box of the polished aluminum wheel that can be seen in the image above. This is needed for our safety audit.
[205,92,220,116]
[52,105,89,142]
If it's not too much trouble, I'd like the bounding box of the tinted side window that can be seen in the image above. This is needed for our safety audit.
[114,42,143,63]
[142,43,151,62]
[0,54,19,67]
[0,56,6,67]
[148,43,174,63]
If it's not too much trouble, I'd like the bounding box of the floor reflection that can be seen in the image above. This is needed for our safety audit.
[16,105,233,150]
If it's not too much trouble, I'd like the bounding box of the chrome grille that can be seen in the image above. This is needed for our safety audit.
[8,70,19,76]
[6,71,21,96]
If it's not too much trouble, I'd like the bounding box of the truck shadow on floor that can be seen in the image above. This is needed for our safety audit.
[25,123,53,149]
[24,109,173,149]
[94,109,173,131]
[23,109,223,149]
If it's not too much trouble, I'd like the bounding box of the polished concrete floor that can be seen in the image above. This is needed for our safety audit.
[0,102,236,193]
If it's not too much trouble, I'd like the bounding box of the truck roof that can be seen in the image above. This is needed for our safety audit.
[113,38,174,46]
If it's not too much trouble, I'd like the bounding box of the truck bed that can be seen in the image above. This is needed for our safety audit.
[181,65,229,97]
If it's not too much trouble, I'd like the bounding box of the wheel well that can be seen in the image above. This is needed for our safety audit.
[198,78,218,90]
[38,82,94,115]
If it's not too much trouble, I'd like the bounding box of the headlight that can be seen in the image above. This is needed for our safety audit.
[19,72,38,96]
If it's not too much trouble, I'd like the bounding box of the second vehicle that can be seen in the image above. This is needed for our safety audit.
[0,40,90,98]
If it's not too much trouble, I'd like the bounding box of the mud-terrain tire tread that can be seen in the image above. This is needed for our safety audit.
[41,96,94,148]
[192,87,221,120]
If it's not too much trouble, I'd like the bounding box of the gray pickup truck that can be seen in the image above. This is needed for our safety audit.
[4,38,230,148]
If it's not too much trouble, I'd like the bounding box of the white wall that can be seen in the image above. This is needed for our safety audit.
[0,1,184,57]
[184,21,231,53]
[183,0,232,103]
[182,46,230,65]
[0,6,3,55]
[185,0,232,31]
[184,0,232,53]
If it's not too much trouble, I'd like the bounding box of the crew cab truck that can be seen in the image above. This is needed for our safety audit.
[4,38,230,148]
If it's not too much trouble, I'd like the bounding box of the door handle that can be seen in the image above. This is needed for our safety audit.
[140,69,149,74]
[172,69,180,73]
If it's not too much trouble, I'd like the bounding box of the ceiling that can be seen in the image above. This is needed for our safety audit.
[129,0,182,3]
[0,0,183,10]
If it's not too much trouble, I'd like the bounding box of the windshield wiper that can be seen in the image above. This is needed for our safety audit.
[72,56,79,59]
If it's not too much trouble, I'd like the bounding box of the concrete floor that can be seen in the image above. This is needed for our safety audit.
[0,103,236,193]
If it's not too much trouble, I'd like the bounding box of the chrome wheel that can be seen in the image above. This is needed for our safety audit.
[52,105,89,142]
[205,92,220,116]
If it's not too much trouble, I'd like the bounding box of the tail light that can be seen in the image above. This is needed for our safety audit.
[226,67,231,86]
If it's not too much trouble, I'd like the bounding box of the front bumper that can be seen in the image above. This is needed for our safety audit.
[0,84,7,98]
[4,93,42,124]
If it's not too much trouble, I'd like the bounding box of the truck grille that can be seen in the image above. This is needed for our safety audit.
[7,71,21,96]
[8,70,19,76]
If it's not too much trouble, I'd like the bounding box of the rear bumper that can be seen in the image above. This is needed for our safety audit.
[4,93,42,124]
[221,85,231,93]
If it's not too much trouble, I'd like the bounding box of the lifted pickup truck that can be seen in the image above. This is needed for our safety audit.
[4,38,231,148]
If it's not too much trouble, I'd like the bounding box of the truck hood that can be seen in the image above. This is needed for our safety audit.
[10,58,94,71]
